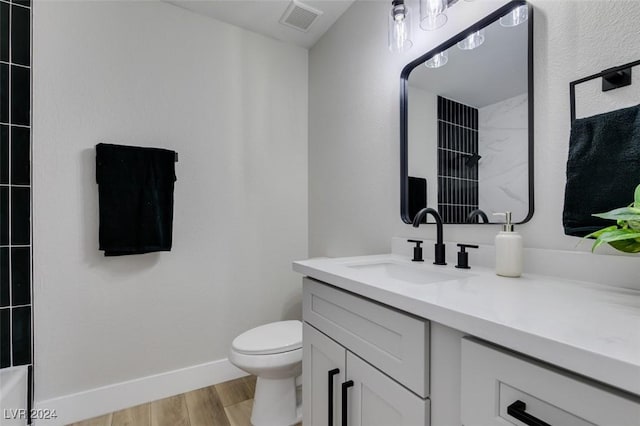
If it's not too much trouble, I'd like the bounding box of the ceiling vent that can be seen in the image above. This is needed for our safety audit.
[279,0,323,33]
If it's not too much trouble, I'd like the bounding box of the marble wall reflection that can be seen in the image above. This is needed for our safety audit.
[478,93,529,221]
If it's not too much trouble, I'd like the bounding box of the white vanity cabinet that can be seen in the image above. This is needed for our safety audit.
[295,253,640,426]
[461,338,640,426]
[302,278,430,426]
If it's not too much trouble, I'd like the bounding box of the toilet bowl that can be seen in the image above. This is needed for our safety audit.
[229,320,303,426]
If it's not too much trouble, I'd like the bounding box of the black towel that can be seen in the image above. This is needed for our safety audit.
[96,143,177,256]
[563,104,640,237]
[408,176,427,224]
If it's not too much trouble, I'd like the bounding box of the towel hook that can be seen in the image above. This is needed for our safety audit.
[602,68,632,92]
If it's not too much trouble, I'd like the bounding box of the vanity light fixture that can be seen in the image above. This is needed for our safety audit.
[388,0,413,52]
[420,0,448,31]
[500,4,528,27]
[425,51,448,68]
[457,29,485,50]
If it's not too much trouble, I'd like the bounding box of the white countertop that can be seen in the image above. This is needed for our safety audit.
[293,253,640,396]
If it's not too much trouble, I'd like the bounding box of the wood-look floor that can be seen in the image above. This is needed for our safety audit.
[68,376,298,426]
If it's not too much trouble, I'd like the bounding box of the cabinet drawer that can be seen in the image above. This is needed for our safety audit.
[461,337,640,426]
[303,277,429,397]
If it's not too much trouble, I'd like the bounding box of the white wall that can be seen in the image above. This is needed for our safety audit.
[478,93,529,221]
[33,0,308,403]
[407,85,438,209]
[309,0,640,257]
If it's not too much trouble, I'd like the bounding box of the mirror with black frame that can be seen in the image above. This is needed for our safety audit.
[400,1,533,225]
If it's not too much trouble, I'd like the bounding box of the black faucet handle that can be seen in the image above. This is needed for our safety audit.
[455,244,479,269]
[408,239,424,262]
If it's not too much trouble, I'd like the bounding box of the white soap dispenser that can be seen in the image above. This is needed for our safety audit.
[493,212,523,277]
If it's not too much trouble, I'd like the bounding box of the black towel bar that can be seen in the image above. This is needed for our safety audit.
[569,58,640,123]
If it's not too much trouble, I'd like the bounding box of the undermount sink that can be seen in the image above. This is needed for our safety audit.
[345,260,468,285]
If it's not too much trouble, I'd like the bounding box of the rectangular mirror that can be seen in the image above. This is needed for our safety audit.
[400,0,533,224]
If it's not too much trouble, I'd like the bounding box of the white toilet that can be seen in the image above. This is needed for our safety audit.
[229,320,303,426]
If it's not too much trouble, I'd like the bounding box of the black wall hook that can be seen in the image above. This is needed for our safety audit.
[602,68,632,92]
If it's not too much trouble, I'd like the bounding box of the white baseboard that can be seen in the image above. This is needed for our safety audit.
[34,358,246,426]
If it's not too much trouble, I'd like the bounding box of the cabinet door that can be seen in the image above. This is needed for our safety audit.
[304,323,346,426]
[345,352,430,426]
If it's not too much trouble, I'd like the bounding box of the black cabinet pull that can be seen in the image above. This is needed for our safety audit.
[341,380,354,426]
[328,369,340,426]
[507,400,551,426]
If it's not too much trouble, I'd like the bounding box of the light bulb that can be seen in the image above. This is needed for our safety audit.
[500,5,528,27]
[425,51,448,68]
[420,0,447,31]
[457,29,485,50]
[388,0,413,52]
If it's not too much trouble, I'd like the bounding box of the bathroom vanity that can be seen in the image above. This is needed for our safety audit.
[297,1,640,423]
[294,244,640,426]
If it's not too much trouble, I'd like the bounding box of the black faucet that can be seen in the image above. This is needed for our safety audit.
[467,209,489,223]
[412,208,446,265]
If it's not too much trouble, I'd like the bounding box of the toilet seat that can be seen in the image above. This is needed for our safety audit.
[232,320,302,355]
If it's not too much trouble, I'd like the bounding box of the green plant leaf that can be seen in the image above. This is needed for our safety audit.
[590,228,640,252]
[597,229,640,242]
[592,207,640,221]
[628,220,640,231]
[609,239,640,253]
[588,183,640,254]
[585,225,619,239]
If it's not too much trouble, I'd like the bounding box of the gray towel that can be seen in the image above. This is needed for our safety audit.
[563,104,640,237]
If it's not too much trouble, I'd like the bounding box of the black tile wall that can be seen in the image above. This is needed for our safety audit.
[1,125,8,183]
[0,3,8,62]
[0,186,7,244]
[10,65,29,125]
[0,248,8,306]
[11,126,29,184]
[0,308,10,367]
[0,0,32,372]
[0,63,8,122]
[11,247,29,305]
[10,5,29,66]
[437,96,480,223]
[12,305,30,365]
[11,186,29,245]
